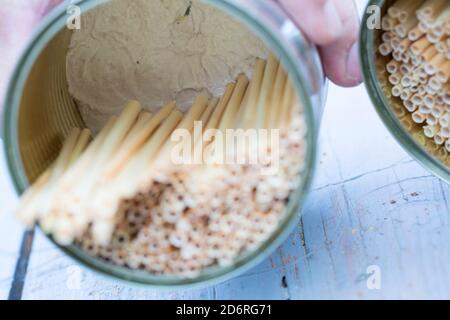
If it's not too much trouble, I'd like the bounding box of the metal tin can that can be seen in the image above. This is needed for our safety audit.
[1,0,326,287]
[360,0,450,183]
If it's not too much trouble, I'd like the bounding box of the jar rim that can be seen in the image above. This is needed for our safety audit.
[359,0,450,183]
[2,0,324,287]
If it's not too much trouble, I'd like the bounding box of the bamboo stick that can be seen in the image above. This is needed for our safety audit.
[383,31,395,43]
[204,74,249,163]
[267,63,288,129]
[398,0,424,23]
[439,112,450,127]
[382,16,397,31]
[90,110,183,244]
[192,98,219,164]
[48,129,82,182]
[196,83,235,163]
[219,74,249,131]
[199,98,219,129]
[409,26,425,41]
[255,54,279,128]
[410,36,431,56]
[436,60,450,82]
[128,111,153,138]
[379,42,393,56]
[108,109,183,198]
[156,95,209,165]
[418,0,448,22]
[81,109,183,244]
[412,110,427,123]
[387,59,401,74]
[419,20,430,33]
[389,73,402,85]
[425,53,446,74]
[279,79,295,128]
[204,83,235,133]
[33,128,89,231]
[68,129,91,165]
[395,15,419,38]
[16,167,53,226]
[35,128,82,219]
[240,59,266,129]
[47,101,143,238]
[388,0,411,19]
[58,116,117,190]
[103,101,175,178]
[56,102,142,228]
[88,100,142,173]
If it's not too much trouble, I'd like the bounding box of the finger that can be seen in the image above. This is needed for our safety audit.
[0,0,62,110]
[319,0,362,87]
[275,0,345,46]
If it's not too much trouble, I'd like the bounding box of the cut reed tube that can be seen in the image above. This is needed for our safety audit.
[17,128,89,227]
[266,62,288,129]
[240,58,266,129]
[255,54,279,128]
[55,102,141,218]
[156,94,209,166]
[15,56,307,277]
[380,0,450,153]
[103,102,175,178]
[91,109,184,244]
[218,74,249,131]
[191,98,219,164]
[202,74,250,163]
[35,128,82,219]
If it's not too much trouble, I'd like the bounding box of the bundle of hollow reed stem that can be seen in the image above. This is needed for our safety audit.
[379,0,450,160]
[16,55,307,276]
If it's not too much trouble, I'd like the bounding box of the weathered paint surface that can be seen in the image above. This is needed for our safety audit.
[0,146,22,300]
[1,83,449,300]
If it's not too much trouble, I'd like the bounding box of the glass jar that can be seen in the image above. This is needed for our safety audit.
[360,0,450,183]
[1,0,326,287]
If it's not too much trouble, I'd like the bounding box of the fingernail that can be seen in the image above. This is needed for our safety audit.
[346,42,362,83]
[323,0,344,38]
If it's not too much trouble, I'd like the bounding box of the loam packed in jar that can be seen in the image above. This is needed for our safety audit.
[374,0,450,167]
[15,0,308,278]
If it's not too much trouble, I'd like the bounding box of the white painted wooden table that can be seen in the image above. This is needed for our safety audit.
[1,82,449,300]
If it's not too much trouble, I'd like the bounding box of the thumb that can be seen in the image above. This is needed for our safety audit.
[318,0,362,87]
[0,0,63,110]
[275,0,346,46]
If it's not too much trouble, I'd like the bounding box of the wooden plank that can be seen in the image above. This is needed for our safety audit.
[2,0,448,302]
[20,230,288,300]
[213,250,289,300]
[281,84,450,299]
[212,83,450,299]
[21,231,216,300]
[8,230,35,300]
[1,0,411,301]
[284,162,449,299]
[0,142,26,300]
[19,83,450,300]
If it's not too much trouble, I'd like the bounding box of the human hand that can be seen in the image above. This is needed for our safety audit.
[0,0,362,115]
[0,0,61,111]
[273,0,362,87]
